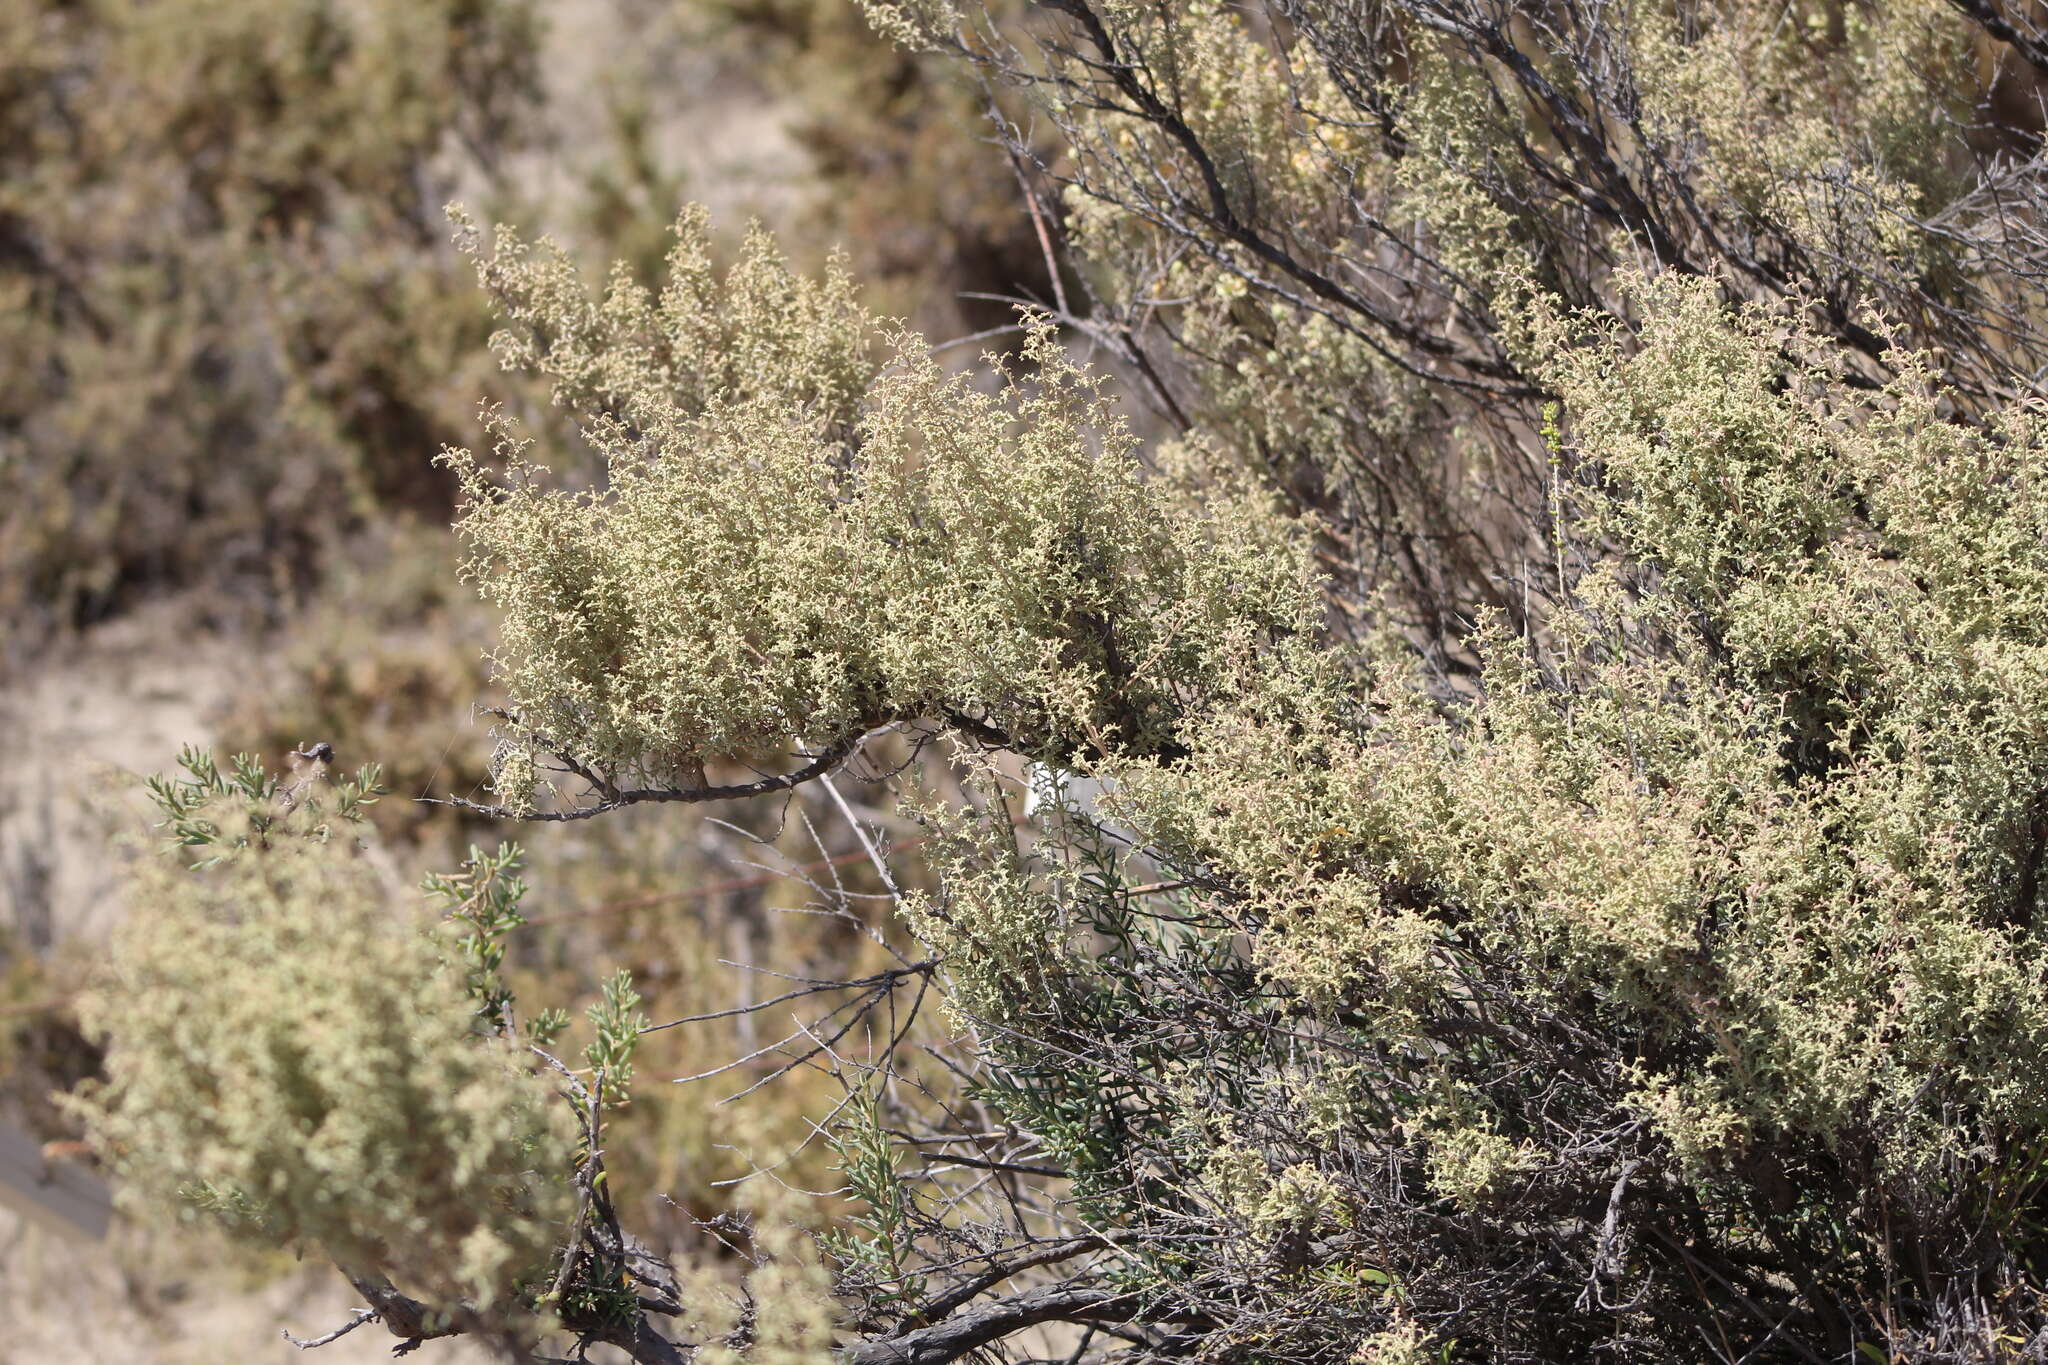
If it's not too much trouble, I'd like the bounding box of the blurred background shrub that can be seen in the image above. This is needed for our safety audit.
[0,0,544,647]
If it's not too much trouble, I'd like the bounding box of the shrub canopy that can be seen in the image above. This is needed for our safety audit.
[84,0,2048,1361]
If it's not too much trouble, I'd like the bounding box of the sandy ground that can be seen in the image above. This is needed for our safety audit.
[0,1215,497,1365]
[0,600,238,952]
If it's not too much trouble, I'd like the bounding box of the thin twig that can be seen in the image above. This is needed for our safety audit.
[283,1309,378,1349]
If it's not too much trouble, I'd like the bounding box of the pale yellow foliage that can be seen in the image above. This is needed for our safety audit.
[680,1171,840,1365]
[1114,274,2048,1185]
[1349,1314,1433,1365]
[74,814,574,1310]
[443,209,1314,804]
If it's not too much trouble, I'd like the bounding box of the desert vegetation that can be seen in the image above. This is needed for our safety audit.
[19,0,2048,1362]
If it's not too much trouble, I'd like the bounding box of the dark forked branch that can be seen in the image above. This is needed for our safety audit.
[428,733,866,823]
